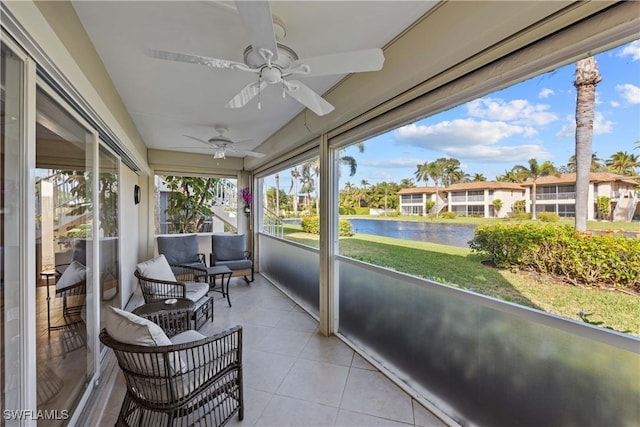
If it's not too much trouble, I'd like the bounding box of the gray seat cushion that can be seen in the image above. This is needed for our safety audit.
[157,234,202,265]
[211,234,247,261]
[215,259,253,271]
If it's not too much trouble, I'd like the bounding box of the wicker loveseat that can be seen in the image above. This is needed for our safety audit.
[100,306,243,427]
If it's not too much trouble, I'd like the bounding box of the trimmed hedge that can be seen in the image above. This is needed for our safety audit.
[469,223,640,291]
[301,216,354,237]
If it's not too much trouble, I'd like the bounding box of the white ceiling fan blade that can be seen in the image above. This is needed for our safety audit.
[234,1,278,60]
[228,148,266,158]
[290,48,384,77]
[225,80,268,109]
[183,135,211,145]
[284,80,335,116]
[145,49,252,71]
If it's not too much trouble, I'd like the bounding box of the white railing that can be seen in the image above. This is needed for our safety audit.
[536,192,575,200]
[263,207,284,238]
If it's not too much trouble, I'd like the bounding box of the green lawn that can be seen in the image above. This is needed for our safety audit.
[282,224,639,336]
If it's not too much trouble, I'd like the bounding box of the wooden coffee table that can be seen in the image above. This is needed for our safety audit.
[132,298,195,337]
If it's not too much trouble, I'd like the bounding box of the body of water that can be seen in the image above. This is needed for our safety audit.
[284,218,476,248]
[348,218,475,248]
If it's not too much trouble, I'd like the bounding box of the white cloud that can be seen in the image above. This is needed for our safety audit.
[443,144,550,162]
[360,158,424,168]
[617,40,640,61]
[610,100,620,108]
[538,88,554,99]
[395,119,532,148]
[466,97,558,126]
[556,112,615,138]
[616,83,640,104]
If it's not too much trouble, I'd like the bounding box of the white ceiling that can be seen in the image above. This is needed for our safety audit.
[71,1,437,158]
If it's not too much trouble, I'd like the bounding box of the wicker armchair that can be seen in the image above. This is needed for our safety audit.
[52,262,87,326]
[135,257,213,329]
[100,325,244,427]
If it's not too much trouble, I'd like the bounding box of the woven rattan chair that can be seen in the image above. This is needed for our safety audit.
[134,263,213,329]
[100,325,244,427]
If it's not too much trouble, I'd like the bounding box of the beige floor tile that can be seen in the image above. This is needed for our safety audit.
[256,395,338,427]
[340,368,414,425]
[413,400,449,427]
[300,334,355,367]
[243,349,297,393]
[276,358,349,407]
[275,310,319,333]
[254,328,314,357]
[351,352,377,370]
[335,409,414,426]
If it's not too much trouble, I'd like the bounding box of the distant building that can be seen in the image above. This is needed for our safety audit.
[443,182,526,218]
[397,187,442,216]
[397,172,639,221]
[520,172,639,221]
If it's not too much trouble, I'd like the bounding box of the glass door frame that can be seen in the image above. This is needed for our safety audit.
[34,79,102,425]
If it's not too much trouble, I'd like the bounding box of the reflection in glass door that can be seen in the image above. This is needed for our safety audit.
[35,87,95,425]
[1,40,26,419]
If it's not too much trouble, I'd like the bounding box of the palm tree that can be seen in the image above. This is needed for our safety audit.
[290,167,300,216]
[513,158,558,220]
[574,56,602,231]
[339,143,364,177]
[566,153,605,173]
[606,151,639,176]
[496,169,524,183]
[274,173,280,216]
[472,173,487,182]
[414,162,430,185]
[400,178,415,188]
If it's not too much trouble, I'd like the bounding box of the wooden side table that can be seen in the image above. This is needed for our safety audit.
[132,298,195,337]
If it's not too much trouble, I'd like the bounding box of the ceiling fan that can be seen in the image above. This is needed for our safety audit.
[146,1,385,116]
[182,126,265,159]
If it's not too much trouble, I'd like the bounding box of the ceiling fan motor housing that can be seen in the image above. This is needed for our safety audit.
[243,43,299,81]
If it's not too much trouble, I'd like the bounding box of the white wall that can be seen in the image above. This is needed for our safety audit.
[119,165,140,306]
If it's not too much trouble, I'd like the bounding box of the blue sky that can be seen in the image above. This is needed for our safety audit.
[335,39,640,187]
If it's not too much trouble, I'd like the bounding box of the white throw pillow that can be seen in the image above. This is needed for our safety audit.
[104,306,172,347]
[136,254,176,282]
[56,261,86,290]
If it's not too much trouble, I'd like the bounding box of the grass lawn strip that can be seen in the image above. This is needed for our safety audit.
[282,224,639,336]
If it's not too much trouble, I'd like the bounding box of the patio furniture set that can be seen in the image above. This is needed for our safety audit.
[98,233,252,426]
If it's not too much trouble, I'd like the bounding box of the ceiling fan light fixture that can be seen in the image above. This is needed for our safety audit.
[213,150,226,159]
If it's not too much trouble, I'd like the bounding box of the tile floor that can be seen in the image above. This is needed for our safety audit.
[98,274,448,426]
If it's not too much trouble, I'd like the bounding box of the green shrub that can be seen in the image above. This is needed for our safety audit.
[441,212,457,219]
[300,216,320,234]
[338,219,354,236]
[301,216,353,236]
[469,223,640,291]
[538,212,560,222]
[513,212,532,221]
[353,207,370,215]
[427,213,437,219]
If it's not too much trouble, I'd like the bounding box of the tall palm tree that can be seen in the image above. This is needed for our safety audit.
[274,173,280,216]
[566,153,605,173]
[426,160,446,217]
[472,173,487,182]
[606,151,639,176]
[414,162,430,185]
[574,56,602,231]
[496,169,524,183]
[289,167,300,215]
[513,158,558,220]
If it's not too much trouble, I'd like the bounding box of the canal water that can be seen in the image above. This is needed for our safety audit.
[348,218,476,248]
[285,218,476,248]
